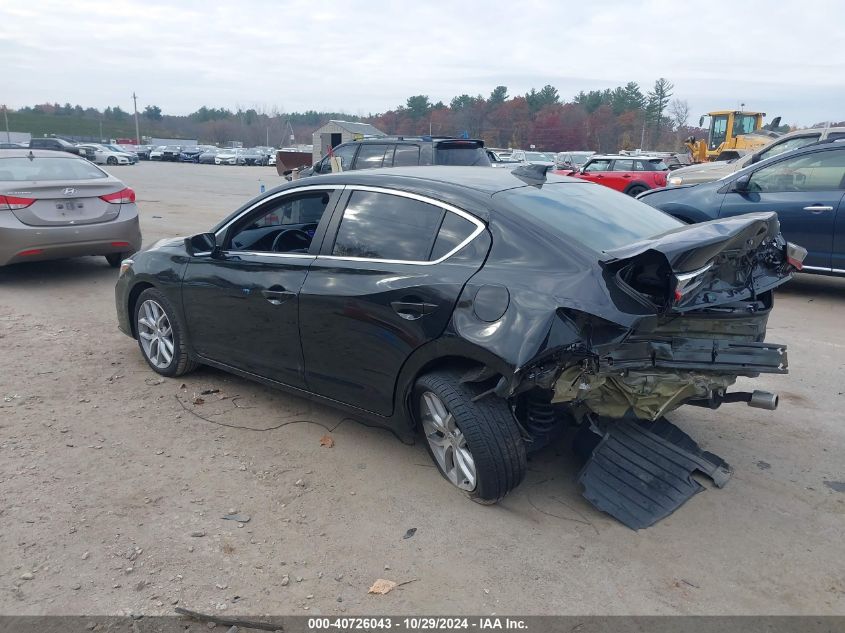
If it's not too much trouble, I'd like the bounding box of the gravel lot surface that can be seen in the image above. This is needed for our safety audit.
[1,162,844,616]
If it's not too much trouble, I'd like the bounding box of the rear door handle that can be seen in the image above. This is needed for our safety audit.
[803,205,833,212]
[262,288,295,305]
[622,174,632,178]
[390,300,438,320]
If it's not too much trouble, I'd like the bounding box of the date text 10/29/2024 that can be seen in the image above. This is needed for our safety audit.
[307,617,529,631]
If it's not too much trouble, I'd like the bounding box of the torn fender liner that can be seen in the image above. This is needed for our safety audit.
[577,418,731,529]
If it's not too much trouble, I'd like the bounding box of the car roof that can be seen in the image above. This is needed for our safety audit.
[299,165,580,195]
[0,149,81,159]
[588,154,665,161]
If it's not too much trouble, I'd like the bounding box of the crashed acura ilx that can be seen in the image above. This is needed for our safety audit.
[115,165,805,528]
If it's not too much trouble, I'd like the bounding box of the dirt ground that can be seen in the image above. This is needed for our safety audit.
[1,162,844,617]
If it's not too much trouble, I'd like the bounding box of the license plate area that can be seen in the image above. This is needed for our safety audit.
[56,199,85,212]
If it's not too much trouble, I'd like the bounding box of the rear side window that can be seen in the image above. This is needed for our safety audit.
[393,145,421,166]
[494,183,682,253]
[0,157,107,181]
[612,159,634,171]
[354,144,393,170]
[430,212,477,260]
[434,142,491,166]
[332,191,444,261]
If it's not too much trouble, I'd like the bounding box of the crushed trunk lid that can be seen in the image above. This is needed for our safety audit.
[603,212,806,313]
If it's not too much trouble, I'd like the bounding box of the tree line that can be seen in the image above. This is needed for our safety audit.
[11,79,718,151]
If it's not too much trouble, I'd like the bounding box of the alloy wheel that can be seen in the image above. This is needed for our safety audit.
[137,299,175,369]
[420,391,477,491]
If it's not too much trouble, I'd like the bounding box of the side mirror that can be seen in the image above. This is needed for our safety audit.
[733,174,751,192]
[185,232,220,257]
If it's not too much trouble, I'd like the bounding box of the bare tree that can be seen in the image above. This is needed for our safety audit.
[668,98,690,129]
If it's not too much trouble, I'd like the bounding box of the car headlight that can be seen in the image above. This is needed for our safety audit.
[668,176,683,186]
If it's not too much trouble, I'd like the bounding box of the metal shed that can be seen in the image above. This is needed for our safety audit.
[311,120,386,163]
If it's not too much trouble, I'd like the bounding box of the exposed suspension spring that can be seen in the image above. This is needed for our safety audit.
[523,390,557,438]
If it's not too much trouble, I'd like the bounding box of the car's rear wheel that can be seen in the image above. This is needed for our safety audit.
[134,288,198,377]
[414,370,526,504]
[625,184,648,197]
[105,252,127,268]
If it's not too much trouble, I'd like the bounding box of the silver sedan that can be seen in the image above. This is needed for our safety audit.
[0,149,141,267]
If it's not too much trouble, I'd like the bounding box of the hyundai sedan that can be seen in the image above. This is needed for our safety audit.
[1,149,141,267]
[115,166,802,520]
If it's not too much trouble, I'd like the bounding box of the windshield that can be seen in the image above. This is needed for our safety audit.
[0,156,108,181]
[434,143,491,166]
[525,152,553,161]
[570,152,592,165]
[105,144,126,153]
[494,182,682,253]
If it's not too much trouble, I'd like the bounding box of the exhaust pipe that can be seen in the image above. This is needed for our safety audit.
[690,389,779,410]
[747,390,778,410]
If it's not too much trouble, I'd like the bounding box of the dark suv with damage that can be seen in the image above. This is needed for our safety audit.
[115,166,804,527]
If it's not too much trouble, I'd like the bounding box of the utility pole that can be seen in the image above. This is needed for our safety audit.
[2,105,10,143]
[132,92,140,144]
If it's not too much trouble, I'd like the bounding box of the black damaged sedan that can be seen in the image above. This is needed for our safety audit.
[115,166,804,523]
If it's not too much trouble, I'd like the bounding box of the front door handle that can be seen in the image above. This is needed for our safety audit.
[390,300,439,320]
[803,205,833,212]
[262,288,295,305]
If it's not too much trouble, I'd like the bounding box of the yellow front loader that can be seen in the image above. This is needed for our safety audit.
[685,110,781,162]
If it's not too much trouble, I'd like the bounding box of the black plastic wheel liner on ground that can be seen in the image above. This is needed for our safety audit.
[576,417,732,530]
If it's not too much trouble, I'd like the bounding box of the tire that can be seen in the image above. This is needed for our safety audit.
[105,252,127,268]
[107,156,117,165]
[133,288,198,377]
[413,370,527,504]
[625,184,648,197]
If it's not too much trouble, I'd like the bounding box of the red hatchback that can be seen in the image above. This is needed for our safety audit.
[556,155,669,196]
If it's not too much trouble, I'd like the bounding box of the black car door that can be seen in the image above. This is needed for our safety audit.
[181,186,342,388]
[298,187,489,415]
[719,147,845,270]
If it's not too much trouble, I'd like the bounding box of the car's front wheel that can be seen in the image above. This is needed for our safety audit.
[134,288,198,377]
[107,156,117,165]
[414,370,527,504]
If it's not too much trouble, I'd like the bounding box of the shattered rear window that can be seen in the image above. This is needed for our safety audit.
[495,182,682,252]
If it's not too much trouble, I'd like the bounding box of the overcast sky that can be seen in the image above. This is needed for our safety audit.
[3,0,843,126]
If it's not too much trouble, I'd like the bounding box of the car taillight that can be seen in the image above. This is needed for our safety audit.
[0,194,36,210]
[655,173,667,187]
[100,188,136,204]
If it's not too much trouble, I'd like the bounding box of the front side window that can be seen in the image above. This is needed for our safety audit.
[733,115,758,136]
[709,115,729,150]
[0,156,107,181]
[318,143,357,173]
[583,159,611,172]
[228,191,332,253]
[332,191,446,261]
[747,149,845,193]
